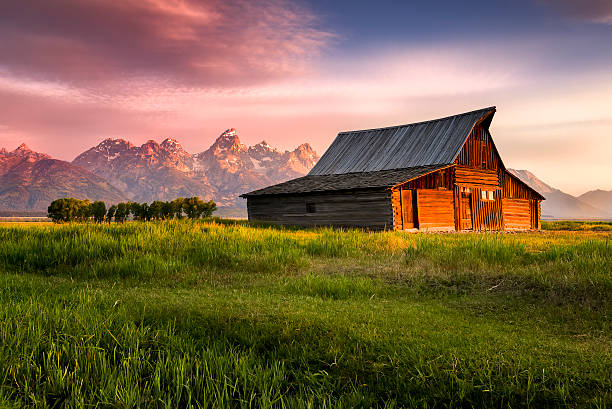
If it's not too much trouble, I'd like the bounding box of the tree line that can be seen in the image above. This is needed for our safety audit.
[47,197,216,223]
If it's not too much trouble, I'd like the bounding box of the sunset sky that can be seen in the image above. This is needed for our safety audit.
[1,0,611,195]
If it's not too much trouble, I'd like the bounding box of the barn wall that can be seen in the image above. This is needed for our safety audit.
[416,189,455,230]
[391,189,403,230]
[455,124,502,170]
[246,189,393,230]
[500,171,537,199]
[395,167,452,190]
[502,198,531,230]
[470,187,503,230]
[454,166,500,189]
[500,170,542,230]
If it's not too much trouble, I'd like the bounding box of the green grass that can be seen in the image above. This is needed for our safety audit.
[0,221,610,408]
[543,220,612,232]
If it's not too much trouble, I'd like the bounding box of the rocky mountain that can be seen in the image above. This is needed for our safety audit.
[0,144,126,211]
[578,190,612,216]
[73,138,215,203]
[73,129,319,206]
[509,169,610,219]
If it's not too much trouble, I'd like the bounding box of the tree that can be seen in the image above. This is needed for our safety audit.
[106,205,117,223]
[182,197,217,219]
[182,197,202,219]
[171,198,184,219]
[161,201,174,219]
[47,198,91,223]
[130,202,150,221]
[149,201,165,220]
[114,202,130,223]
[198,200,217,218]
[90,201,106,223]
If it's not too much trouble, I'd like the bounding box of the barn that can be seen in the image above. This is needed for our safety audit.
[241,107,544,231]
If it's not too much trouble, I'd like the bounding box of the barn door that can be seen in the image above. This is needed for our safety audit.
[401,189,417,229]
[460,190,473,230]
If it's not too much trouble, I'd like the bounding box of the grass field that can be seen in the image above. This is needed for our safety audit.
[542,220,612,232]
[0,220,610,408]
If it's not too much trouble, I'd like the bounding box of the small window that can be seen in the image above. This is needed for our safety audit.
[306,202,316,213]
[481,190,495,201]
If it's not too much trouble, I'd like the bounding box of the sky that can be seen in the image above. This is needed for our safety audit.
[0,0,611,195]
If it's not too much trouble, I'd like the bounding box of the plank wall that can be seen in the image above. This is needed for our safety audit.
[454,166,500,189]
[502,198,531,230]
[394,167,453,190]
[415,189,455,230]
[500,170,542,230]
[246,189,394,230]
[392,168,453,230]
[454,124,502,170]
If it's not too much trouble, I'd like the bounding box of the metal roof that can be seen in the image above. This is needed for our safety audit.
[241,165,449,197]
[308,107,496,176]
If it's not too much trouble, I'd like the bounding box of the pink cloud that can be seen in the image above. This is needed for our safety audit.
[0,0,333,89]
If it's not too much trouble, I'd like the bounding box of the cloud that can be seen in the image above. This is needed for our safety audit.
[0,0,333,89]
[538,0,612,23]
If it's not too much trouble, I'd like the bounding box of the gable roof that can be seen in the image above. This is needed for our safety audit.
[241,164,449,197]
[308,107,496,176]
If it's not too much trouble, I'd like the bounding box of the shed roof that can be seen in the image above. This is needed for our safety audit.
[241,164,448,197]
[308,107,496,176]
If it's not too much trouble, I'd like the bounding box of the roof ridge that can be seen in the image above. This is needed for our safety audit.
[337,106,496,135]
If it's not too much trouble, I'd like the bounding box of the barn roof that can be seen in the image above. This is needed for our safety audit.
[308,106,496,176]
[241,164,449,197]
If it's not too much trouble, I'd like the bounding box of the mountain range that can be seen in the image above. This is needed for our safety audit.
[509,169,611,219]
[1,129,319,211]
[0,131,609,219]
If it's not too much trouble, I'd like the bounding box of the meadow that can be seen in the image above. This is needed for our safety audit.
[0,220,610,408]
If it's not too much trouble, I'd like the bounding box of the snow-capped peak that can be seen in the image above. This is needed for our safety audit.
[161,137,186,153]
[212,128,246,153]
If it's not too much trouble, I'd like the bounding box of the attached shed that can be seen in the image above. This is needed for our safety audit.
[241,107,544,231]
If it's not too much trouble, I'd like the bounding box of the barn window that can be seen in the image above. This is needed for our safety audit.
[481,190,495,201]
[306,202,316,213]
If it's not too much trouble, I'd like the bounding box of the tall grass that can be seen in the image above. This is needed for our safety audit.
[0,220,610,407]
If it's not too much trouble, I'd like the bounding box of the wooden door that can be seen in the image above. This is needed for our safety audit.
[401,189,416,229]
[460,192,473,230]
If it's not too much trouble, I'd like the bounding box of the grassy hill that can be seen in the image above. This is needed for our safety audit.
[0,221,610,407]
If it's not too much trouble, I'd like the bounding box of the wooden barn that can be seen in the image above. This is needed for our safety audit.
[241,107,544,231]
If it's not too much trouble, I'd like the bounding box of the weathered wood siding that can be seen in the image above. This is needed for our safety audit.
[246,189,393,230]
[502,198,531,230]
[454,166,500,189]
[500,170,542,230]
[470,187,503,230]
[416,190,455,230]
[395,167,452,190]
[500,171,536,199]
[455,124,502,170]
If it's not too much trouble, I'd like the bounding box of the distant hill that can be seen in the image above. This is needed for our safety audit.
[509,169,610,219]
[578,190,612,216]
[0,144,127,211]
